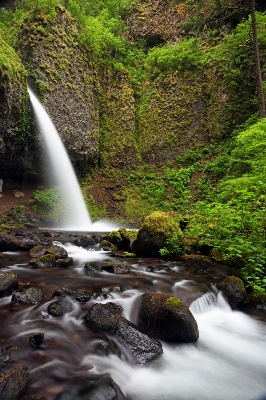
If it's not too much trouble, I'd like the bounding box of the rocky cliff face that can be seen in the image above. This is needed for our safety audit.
[0,1,265,181]
[17,7,99,176]
[98,65,139,168]
[126,0,187,45]
[0,36,38,180]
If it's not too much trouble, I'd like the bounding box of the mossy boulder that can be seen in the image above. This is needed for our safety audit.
[218,276,247,309]
[46,245,68,259]
[33,253,56,268]
[11,287,44,306]
[29,244,47,258]
[137,292,199,343]
[133,211,182,256]
[244,291,266,314]
[0,271,18,297]
[106,228,138,251]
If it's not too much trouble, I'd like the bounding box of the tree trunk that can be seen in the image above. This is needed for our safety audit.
[251,0,265,118]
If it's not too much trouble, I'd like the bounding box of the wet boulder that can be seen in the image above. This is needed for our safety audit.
[11,287,44,306]
[100,240,118,251]
[84,262,98,274]
[55,257,73,268]
[137,293,199,343]
[0,234,42,252]
[47,301,64,316]
[105,228,137,251]
[74,235,97,248]
[132,211,182,257]
[89,338,121,357]
[32,254,56,268]
[244,291,266,314]
[0,364,29,399]
[57,377,126,400]
[29,332,44,347]
[218,276,247,309]
[75,292,92,303]
[46,244,68,259]
[52,287,76,298]
[29,244,47,258]
[101,262,130,274]
[0,271,18,297]
[83,302,163,364]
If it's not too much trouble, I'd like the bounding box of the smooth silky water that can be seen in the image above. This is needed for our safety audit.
[5,90,263,398]
[0,244,266,400]
[28,88,119,232]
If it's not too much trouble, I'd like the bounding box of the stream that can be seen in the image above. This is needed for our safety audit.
[0,234,266,400]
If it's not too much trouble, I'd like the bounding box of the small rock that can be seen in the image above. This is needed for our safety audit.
[13,190,25,198]
[47,301,64,316]
[75,292,92,303]
[52,288,75,298]
[29,333,44,347]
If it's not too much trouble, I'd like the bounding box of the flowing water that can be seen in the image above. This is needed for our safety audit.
[0,238,266,400]
[28,88,93,231]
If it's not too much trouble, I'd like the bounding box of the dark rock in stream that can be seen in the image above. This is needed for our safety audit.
[11,287,44,306]
[0,272,18,297]
[244,291,266,314]
[101,262,130,274]
[32,254,56,268]
[89,338,121,357]
[84,262,98,274]
[75,292,92,303]
[0,235,43,252]
[56,257,73,268]
[83,303,163,364]
[74,235,97,247]
[46,245,68,259]
[47,301,64,316]
[52,288,76,298]
[57,376,126,400]
[0,364,29,399]
[29,332,44,348]
[29,245,47,258]
[217,276,247,309]
[137,292,199,343]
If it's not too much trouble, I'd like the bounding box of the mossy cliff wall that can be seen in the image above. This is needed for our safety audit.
[126,0,189,45]
[98,65,139,168]
[17,7,99,176]
[0,36,34,179]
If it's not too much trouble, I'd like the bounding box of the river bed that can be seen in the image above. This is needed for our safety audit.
[0,235,265,400]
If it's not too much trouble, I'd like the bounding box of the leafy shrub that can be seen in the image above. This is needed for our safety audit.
[33,187,64,223]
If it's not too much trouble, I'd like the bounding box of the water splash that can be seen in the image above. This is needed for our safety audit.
[28,87,92,230]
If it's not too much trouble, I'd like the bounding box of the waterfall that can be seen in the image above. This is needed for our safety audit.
[28,87,92,231]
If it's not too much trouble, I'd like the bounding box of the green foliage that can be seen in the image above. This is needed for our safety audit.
[145,39,204,77]
[32,187,64,223]
[160,235,184,257]
[81,189,107,220]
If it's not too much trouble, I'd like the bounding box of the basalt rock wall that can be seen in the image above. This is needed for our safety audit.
[17,7,100,176]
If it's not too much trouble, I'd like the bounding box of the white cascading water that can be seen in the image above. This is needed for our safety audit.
[28,88,120,232]
[28,87,92,230]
